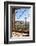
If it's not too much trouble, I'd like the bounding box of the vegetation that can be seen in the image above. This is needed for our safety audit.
[15,21,29,32]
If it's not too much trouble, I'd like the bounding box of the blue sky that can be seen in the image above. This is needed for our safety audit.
[15,8,31,21]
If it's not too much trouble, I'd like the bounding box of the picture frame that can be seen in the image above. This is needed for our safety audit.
[4,1,35,44]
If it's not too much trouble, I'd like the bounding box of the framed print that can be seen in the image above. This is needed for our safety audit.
[4,1,35,44]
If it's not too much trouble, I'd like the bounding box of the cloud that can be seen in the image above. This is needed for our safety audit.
[15,8,31,21]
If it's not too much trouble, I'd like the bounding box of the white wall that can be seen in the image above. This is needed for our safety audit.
[7,0,36,2]
[0,0,36,46]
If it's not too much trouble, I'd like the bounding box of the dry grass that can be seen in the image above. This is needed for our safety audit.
[12,32,29,37]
